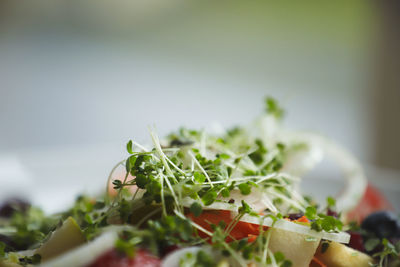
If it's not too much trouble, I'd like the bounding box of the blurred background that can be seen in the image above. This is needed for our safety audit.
[0,0,399,212]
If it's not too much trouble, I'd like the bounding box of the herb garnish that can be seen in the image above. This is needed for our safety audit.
[0,97,379,267]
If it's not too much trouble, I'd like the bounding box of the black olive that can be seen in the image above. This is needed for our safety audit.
[361,211,400,238]
[0,198,30,218]
[287,213,304,220]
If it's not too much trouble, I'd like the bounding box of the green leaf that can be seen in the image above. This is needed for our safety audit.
[126,140,134,154]
[135,174,148,189]
[321,216,336,232]
[273,251,285,263]
[364,238,380,252]
[112,179,123,189]
[189,202,203,217]
[238,183,251,195]
[194,172,206,183]
[118,199,132,222]
[20,254,42,265]
[115,238,136,258]
[265,96,284,119]
[125,155,137,172]
[202,190,217,206]
[221,188,230,198]
[195,250,216,266]
[218,153,231,160]
[311,221,322,232]
[326,196,336,208]
[281,260,292,267]
[238,200,251,214]
[276,142,285,151]
[305,206,317,220]
[84,214,93,224]
[0,242,5,258]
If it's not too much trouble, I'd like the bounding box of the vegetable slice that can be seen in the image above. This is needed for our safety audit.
[239,214,350,243]
[36,217,86,262]
[38,232,117,267]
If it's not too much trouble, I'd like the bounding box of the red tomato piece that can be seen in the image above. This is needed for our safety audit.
[87,249,160,267]
[295,215,309,223]
[187,210,264,243]
[345,183,393,223]
[347,231,365,252]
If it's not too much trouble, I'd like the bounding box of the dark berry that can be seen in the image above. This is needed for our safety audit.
[0,198,30,218]
[347,231,365,252]
[361,211,400,238]
[327,208,338,218]
[287,213,304,220]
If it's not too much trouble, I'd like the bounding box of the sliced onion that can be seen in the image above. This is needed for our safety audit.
[282,131,367,213]
[282,142,323,177]
[240,214,350,244]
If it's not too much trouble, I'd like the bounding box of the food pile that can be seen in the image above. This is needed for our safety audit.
[0,98,399,267]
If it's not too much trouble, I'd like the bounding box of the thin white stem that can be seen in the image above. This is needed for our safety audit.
[149,129,176,181]
[267,189,305,212]
[262,227,273,265]
[189,151,213,187]
[268,250,279,267]
[106,159,125,195]
[174,210,213,237]
[159,172,167,216]
[131,141,150,152]
[161,173,180,209]
[164,155,187,177]
[254,173,279,184]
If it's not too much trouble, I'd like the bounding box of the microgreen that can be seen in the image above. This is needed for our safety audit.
[0,242,5,259]
[190,202,203,217]
[265,96,284,119]
[305,205,343,232]
[371,238,400,267]
[238,183,251,195]
[180,250,217,267]
[19,254,41,266]
[0,97,369,267]
[201,190,217,206]
[326,196,336,209]
[126,140,134,154]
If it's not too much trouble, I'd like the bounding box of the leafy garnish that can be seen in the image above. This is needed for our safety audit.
[371,238,400,267]
[265,97,284,119]
[0,98,357,267]
[305,206,343,232]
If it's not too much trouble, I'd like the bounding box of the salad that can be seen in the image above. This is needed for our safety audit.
[0,97,399,267]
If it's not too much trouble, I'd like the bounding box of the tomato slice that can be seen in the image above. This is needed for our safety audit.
[187,210,264,243]
[345,183,393,223]
[87,249,160,267]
